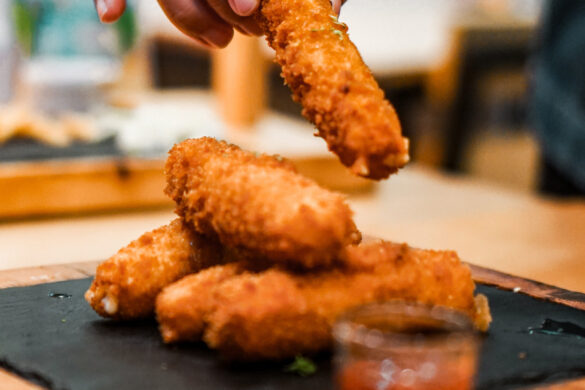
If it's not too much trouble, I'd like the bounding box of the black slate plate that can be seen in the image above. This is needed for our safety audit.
[2,278,585,390]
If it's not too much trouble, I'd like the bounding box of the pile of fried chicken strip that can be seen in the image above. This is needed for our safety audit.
[86,137,491,361]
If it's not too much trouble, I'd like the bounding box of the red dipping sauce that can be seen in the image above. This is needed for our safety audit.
[333,301,480,390]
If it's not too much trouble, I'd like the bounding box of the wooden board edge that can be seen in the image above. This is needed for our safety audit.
[0,261,98,289]
[529,378,585,390]
[0,370,44,390]
[469,263,585,312]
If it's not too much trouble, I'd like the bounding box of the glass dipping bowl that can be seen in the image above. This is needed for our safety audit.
[333,301,480,390]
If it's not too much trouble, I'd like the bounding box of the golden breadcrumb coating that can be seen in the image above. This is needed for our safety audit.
[155,241,490,360]
[156,263,241,343]
[85,219,223,320]
[257,0,409,179]
[165,137,361,269]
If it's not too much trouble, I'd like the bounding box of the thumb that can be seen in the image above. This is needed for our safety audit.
[228,0,260,17]
[331,0,342,15]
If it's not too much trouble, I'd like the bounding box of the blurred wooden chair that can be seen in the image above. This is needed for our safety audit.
[426,13,536,172]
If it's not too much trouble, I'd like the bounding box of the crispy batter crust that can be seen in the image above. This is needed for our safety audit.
[165,137,361,269]
[156,263,241,343]
[155,241,491,360]
[257,0,409,179]
[85,219,223,319]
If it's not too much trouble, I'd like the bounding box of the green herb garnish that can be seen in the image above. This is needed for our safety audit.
[284,355,317,377]
[332,29,344,39]
[329,14,347,28]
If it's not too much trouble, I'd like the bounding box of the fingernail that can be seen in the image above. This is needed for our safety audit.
[230,0,258,16]
[95,0,109,20]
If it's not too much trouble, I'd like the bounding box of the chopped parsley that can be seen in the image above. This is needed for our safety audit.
[284,355,317,377]
[310,26,344,40]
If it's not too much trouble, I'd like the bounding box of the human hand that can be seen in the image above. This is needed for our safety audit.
[94,0,345,48]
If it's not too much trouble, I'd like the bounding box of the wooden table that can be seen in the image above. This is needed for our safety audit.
[2,261,585,389]
[2,165,585,293]
[349,167,585,294]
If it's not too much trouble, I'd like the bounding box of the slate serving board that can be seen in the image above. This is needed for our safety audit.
[2,278,585,390]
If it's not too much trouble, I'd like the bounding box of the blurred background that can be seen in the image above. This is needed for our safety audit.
[5,0,585,291]
[0,0,543,212]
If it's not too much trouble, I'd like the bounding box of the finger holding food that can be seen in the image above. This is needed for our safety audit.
[93,0,262,48]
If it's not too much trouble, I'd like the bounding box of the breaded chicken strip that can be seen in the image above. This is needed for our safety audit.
[85,219,223,319]
[257,0,409,179]
[165,137,361,269]
[155,241,491,360]
[156,263,241,343]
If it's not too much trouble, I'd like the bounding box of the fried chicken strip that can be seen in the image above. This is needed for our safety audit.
[165,137,361,269]
[257,0,409,179]
[156,263,241,343]
[155,241,491,360]
[85,219,223,319]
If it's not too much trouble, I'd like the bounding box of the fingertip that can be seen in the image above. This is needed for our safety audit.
[99,11,121,24]
[206,0,262,36]
[228,0,259,17]
[96,0,126,23]
[157,0,234,48]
